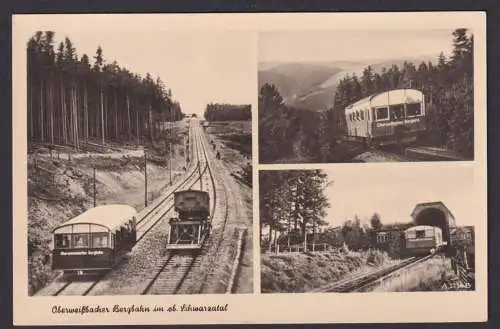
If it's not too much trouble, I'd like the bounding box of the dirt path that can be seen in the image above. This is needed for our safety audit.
[354,149,411,162]
[200,125,253,293]
[33,149,145,161]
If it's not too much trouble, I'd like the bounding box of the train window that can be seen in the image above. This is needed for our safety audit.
[72,233,89,248]
[389,104,405,121]
[91,232,109,248]
[416,230,426,239]
[55,234,71,249]
[406,103,421,117]
[376,107,389,120]
[377,233,388,243]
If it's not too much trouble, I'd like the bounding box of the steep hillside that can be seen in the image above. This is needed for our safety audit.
[258,63,342,106]
[259,55,439,111]
[261,249,394,293]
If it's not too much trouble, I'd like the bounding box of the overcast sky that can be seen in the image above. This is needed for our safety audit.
[259,29,456,63]
[322,165,479,228]
[30,28,256,116]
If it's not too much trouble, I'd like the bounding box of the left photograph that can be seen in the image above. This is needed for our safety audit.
[26,29,254,296]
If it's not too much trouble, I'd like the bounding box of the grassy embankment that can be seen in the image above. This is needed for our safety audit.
[203,120,253,293]
[204,121,252,185]
[28,123,188,295]
[261,249,393,293]
[364,256,460,292]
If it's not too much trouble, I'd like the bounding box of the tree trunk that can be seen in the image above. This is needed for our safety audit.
[312,220,316,252]
[100,89,105,145]
[40,79,44,143]
[267,226,273,252]
[259,222,263,249]
[287,216,291,248]
[28,80,33,143]
[114,89,118,139]
[61,82,68,145]
[127,94,131,140]
[136,110,139,144]
[73,83,79,150]
[49,81,54,145]
[84,84,89,140]
[302,222,307,252]
[148,103,153,142]
[69,82,74,146]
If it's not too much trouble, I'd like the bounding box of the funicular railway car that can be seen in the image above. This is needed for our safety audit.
[404,225,443,256]
[166,190,211,251]
[345,89,426,146]
[51,205,138,275]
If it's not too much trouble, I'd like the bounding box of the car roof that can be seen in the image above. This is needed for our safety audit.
[405,225,441,232]
[53,204,137,232]
[174,190,209,196]
[345,89,424,113]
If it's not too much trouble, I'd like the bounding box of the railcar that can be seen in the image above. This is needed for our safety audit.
[51,204,138,275]
[166,190,211,251]
[404,225,443,256]
[344,89,426,146]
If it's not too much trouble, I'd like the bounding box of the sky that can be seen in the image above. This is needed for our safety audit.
[36,28,256,117]
[259,29,456,63]
[322,165,480,228]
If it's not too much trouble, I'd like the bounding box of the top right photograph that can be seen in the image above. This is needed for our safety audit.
[258,29,475,163]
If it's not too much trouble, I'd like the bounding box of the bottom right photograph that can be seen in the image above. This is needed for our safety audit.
[259,166,477,293]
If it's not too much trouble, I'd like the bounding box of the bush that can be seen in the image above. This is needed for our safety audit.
[366,249,389,266]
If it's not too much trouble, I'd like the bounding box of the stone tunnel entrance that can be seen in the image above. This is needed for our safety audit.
[414,207,450,244]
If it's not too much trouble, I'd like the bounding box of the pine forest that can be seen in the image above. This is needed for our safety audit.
[27,31,183,151]
[259,29,474,163]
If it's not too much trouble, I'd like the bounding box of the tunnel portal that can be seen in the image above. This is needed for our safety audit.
[411,202,456,244]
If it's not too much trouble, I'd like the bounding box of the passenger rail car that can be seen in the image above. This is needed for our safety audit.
[404,225,443,256]
[51,205,138,275]
[167,190,211,251]
[345,89,426,146]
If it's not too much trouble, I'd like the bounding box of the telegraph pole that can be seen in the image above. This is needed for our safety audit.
[169,110,173,185]
[93,167,96,207]
[169,142,173,185]
[144,147,148,207]
[185,136,188,168]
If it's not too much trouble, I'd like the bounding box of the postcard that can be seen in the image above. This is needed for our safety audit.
[12,12,486,325]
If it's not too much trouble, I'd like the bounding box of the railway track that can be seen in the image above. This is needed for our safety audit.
[53,278,102,296]
[135,125,205,240]
[357,144,465,162]
[312,253,436,293]
[46,121,239,296]
[140,123,222,295]
[194,128,246,294]
[47,121,212,297]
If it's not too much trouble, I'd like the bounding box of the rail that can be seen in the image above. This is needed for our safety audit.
[312,254,435,293]
[50,122,207,297]
[141,123,219,295]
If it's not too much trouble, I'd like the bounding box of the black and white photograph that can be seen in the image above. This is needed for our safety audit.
[260,167,476,293]
[25,27,254,296]
[258,29,475,164]
[13,12,487,326]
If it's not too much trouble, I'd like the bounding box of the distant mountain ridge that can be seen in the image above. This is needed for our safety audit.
[258,55,439,111]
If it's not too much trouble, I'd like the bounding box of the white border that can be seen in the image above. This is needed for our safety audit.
[13,12,487,325]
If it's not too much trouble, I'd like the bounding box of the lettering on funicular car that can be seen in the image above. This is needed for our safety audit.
[51,204,138,274]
